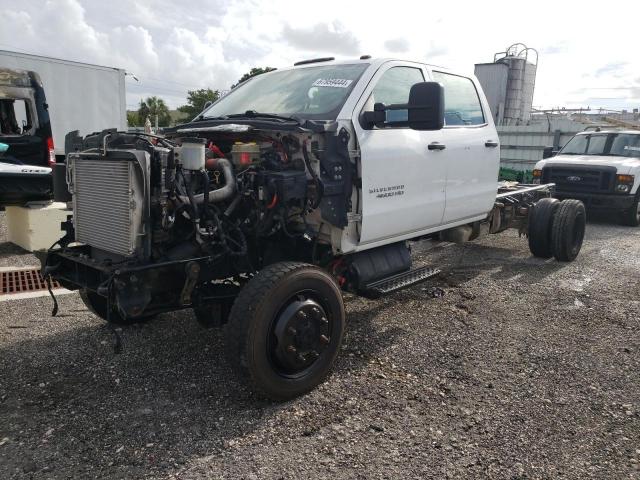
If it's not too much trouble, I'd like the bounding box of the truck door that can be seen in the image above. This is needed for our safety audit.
[429,71,500,223]
[353,62,448,245]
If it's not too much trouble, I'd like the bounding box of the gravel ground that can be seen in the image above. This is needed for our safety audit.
[0,211,639,479]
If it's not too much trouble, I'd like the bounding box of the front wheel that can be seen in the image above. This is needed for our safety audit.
[622,194,640,227]
[223,262,345,401]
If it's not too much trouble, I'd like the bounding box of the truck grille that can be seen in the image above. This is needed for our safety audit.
[72,159,138,256]
[542,166,615,194]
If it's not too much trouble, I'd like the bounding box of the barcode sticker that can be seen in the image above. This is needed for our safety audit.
[312,78,353,88]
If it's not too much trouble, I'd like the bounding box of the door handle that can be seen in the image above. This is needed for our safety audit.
[485,140,499,148]
[428,142,446,151]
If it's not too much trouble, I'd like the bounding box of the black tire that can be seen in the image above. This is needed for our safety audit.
[193,300,232,328]
[79,289,154,326]
[551,199,586,262]
[224,262,345,401]
[528,197,560,258]
[622,194,640,227]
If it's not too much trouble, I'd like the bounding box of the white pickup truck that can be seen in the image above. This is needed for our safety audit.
[43,57,586,399]
[533,128,640,226]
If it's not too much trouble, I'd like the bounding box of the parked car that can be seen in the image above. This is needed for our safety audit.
[533,128,640,225]
[43,57,586,400]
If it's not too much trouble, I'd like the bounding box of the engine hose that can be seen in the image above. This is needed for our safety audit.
[224,195,242,217]
[201,169,210,217]
[227,225,248,256]
[180,168,199,222]
[177,158,236,205]
[302,142,324,209]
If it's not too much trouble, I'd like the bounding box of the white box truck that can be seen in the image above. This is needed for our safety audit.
[0,50,126,160]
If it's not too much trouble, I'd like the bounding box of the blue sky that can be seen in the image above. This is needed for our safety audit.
[1,0,638,112]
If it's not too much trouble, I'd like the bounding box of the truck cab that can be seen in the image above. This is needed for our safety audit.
[342,59,500,251]
[187,58,501,253]
[533,129,640,225]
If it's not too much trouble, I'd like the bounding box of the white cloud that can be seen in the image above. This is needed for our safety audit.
[0,0,638,111]
[282,21,361,55]
[384,38,410,54]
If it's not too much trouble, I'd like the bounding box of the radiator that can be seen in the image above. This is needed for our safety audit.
[70,159,144,257]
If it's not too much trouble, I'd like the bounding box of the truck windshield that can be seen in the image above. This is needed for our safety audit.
[561,133,640,158]
[201,64,368,121]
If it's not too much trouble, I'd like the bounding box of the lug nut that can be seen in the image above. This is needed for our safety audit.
[297,353,306,362]
[286,345,297,354]
[298,311,307,319]
[287,326,297,335]
[320,317,329,325]
[320,334,330,345]
[309,350,319,359]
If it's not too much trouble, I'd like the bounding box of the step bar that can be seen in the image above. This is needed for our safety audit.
[362,265,441,299]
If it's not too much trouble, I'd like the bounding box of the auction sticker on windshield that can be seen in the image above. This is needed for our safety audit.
[312,78,353,88]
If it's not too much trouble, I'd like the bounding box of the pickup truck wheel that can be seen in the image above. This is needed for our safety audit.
[528,197,560,258]
[551,200,586,262]
[224,262,345,401]
[622,194,640,227]
[79,289,154,325]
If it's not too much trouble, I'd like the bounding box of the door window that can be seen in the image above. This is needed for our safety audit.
[0,99,31,135]
[363,66,424,125]
[432,72,485,126]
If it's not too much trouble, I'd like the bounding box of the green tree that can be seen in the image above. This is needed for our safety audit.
[177,88,220,119]
[232,67,276,88]
[137,96,171,127]
[126,111,139,127]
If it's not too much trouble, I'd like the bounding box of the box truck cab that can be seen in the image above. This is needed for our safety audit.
[533,129,640,225]
[0,68,54,204]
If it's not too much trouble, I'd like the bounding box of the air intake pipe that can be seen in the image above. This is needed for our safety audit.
[178,158,236,204]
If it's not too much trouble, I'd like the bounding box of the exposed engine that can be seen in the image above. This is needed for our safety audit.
[64,129,327,272]
[43,124,356,319]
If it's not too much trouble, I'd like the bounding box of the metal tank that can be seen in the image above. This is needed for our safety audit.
[495,44,538,126]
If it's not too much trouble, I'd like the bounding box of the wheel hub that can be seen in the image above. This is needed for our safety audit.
[272,297,330,373]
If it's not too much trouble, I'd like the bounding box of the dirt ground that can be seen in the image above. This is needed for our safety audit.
[0,211,638,479]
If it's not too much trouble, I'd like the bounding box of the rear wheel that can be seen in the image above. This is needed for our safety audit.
[528,197,560,258]
[79,289,154,325]
[622,194,640,227]
[224,262,345,401]
[551,199,586,262]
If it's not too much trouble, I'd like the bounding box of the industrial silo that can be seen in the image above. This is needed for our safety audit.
[474,43,538,126]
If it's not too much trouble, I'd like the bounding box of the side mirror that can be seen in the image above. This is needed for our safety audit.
[361,103,386,128]
[542,146,557,159]
[360,81,444,130]
[407,82,444,131]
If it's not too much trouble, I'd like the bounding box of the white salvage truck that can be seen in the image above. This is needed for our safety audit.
[533,128,640,226]
[42,57,586,400]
